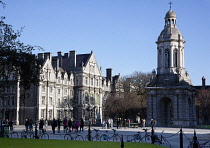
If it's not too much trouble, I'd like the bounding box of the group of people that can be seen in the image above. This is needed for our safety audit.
[24,118,85,134]
[101,118,113,129]
[51,118,84,134]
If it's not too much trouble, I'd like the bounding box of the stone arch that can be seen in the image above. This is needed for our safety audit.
[159,97,173,127]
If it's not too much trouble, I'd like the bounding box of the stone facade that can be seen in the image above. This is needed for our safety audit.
[0,51,120,125]
[146,9,197,127]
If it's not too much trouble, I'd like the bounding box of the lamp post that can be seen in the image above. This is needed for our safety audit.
[88,104,91,141]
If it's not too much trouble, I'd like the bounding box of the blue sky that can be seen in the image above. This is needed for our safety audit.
[1,0,210,85]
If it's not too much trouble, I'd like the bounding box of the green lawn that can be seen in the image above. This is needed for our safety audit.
[0,138,166,148]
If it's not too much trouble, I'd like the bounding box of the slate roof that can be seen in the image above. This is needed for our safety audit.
[76,54,91,67]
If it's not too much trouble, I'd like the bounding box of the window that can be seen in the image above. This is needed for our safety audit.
[11,96,14,106]
[58,77,61,83]
[96,79,99,86]
[58,89,60,95]
[7,86,10,93]
[49,97,52,105]
[85,77,88,85]
[41,109,45,119]
[165,49,170,67]
[173,49,178,67]
[64,89,67,95]
[11,86,15,92]
[91,78,93,86]
[42,96,45,105]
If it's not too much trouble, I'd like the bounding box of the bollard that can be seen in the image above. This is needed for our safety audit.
[193,130,199,148]
[180,127,183,148]
[120,135,124,148]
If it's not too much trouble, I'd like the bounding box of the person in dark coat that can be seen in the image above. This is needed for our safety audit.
[80,118,84,132]
[39,118,44,132]
[52,118,57,134]
[57,118,61,133]
[68,119,72,132]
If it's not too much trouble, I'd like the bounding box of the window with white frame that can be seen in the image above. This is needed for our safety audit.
[42,96,45,105]
[64,89,67,95]
[58,89,60,95]
[85,77,88,85]
[96,79,99,86]
[91,78,93,86]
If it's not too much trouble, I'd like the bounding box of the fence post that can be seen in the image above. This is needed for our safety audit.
[151,124,155,144]
[180,127,183,148]
[193,130,199,148]
[120,135,124,148]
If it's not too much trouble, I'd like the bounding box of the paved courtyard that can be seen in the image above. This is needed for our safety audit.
[9,125,210,148]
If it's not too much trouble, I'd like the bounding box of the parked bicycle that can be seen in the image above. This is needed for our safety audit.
[64,130,84,140]
[127,131,141,142]
[21,129,33,138]
[153,130,171,147]
[139,129,151,143]
[100,129,121,141]
[91,129,100,141]
[7,127,18,138]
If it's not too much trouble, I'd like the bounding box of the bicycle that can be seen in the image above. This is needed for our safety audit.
[64,130,84,140]
[153,131,171,147]
[139,129,151,143]
[127,131,141,142]
[5,127,18,138]
[100,129,121,141]
[92,129,101,141]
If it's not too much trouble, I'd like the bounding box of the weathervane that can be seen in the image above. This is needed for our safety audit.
[169,1,173,9]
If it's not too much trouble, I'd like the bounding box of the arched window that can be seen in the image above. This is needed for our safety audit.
[173,49,178,67]
[165,49,170,67]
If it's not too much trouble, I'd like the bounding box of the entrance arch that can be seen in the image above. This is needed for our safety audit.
[159,97,173,127]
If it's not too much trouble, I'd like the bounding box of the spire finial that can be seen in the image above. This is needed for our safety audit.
[169,1,173,9]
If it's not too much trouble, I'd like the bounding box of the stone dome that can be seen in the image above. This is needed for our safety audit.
[158,27,184,42]
[165,9,176,19]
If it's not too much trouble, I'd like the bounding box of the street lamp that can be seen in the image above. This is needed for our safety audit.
[87,104,91,141]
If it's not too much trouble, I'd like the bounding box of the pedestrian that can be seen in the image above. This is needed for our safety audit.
[25,118,30,133]
[102,120,105,129]
[52,118,57,134]
[68,119,72,132]
[45,119,48,131]
[63,118,67,132]
[75,120,80,133]
[80,118,84,132]
[142,119,146,128]
[57,118,61,133]
[29,119,33,132]
[39,118,44,132]
[8,120,13,131]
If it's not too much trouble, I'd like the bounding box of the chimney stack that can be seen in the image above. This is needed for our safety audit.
[106,68,112,82]
[202,76,206,88]
[69,50,76,67]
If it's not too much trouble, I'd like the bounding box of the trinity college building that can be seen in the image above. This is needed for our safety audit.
[0,51,120,124]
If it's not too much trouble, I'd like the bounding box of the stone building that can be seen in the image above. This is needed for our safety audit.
[146,9,197,127]
[0,50,120,125]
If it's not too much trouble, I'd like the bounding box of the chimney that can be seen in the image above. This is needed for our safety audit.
[57,51,62,67]
[44,52,52,61]
[106,68,112,82]
[202,76,206,88]
[69,50,76,67]
[38,53,44,60]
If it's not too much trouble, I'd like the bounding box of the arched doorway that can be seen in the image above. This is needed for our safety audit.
[159,97,173,127]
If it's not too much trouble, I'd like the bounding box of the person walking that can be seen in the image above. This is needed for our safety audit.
[80,118,84,132]
[39,118,44,132]
[57,118,61,133]
[45,119,48,131]
[52,118,57,134]
[63,118,67,132]
[25,119,29,133]
[68,119,72,132]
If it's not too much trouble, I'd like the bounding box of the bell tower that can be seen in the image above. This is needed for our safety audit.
[146,6,196,127]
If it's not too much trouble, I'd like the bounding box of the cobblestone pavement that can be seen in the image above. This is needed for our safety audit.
[10,125,210,148]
